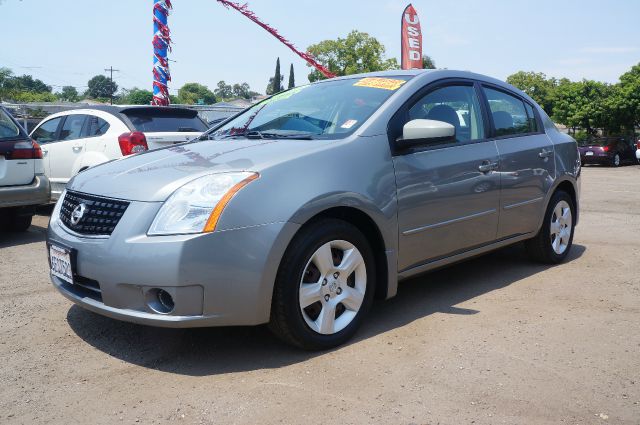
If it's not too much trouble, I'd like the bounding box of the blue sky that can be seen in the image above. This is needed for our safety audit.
[1,0,638,96]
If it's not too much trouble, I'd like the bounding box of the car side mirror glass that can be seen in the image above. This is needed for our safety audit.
[397,119,455,148]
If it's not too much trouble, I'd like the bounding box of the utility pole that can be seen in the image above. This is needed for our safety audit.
[104,66,120,105]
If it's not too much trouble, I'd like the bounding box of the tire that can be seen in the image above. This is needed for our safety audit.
[525,190,575,264]
[269,218,376,350]
[612,153,621,167]
[1,209,33,232]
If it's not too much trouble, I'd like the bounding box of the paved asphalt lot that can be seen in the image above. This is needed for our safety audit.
[1,165,639,425]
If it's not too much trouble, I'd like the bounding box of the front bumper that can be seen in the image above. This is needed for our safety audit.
[0,175,50,208]
[47,197,299,327]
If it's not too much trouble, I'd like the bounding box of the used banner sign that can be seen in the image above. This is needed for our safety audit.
[401,4,423,70]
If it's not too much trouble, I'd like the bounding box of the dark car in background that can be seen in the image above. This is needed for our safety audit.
[578,137,638,167]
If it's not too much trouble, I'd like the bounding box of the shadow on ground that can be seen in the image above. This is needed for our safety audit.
[0,206,52,248]
[66,243,585,376]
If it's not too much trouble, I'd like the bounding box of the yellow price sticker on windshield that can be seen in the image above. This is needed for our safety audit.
[354,77,406,91]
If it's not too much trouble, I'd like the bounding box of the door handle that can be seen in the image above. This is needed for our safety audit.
[478,160,499,173]
[539,149,553,158]
[72,144,83,152]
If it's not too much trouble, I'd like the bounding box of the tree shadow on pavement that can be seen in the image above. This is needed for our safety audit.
[66,243,585,376]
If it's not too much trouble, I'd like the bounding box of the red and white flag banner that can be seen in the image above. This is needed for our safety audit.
[401,4,423,69]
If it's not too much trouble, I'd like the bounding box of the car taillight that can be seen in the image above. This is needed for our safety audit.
[9,140,43,159]
[602,146,610,152]
[118,131,148,156]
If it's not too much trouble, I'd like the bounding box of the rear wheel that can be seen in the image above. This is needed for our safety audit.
[1,208,33,232]
[269,218,375,350]
[525,190,575,264]
[612,153,621,167]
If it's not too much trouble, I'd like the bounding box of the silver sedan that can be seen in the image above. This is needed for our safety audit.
[47,70,580,349]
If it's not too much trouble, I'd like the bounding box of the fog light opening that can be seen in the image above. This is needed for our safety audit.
[146,288,175,314]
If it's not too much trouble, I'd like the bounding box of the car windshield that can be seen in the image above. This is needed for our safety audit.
[206,76,412,140]
[0,109,21,141]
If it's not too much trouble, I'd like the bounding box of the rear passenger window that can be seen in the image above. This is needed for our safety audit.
[483,87,535,136]
[86,116,110,137]
[60,115,86,141]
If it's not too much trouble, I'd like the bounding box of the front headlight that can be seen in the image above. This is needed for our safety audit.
[148,172,259,236]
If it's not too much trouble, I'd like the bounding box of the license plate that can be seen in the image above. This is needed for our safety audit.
[585,151,594,156]
[49,244,74,284]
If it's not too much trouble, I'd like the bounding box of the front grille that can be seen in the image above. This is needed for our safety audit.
[60,190,129,236]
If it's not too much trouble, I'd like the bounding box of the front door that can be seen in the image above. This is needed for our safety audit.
[45,114,88,196]
[393,83,501,272]
[481,86,556,238]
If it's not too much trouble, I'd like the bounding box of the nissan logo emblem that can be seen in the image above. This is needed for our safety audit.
[70,203,87,226]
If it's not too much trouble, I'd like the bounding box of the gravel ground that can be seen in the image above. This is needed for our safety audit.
[1,165,639,425]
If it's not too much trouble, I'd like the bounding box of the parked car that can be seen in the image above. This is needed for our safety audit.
[636,137,640,162]
[0,106,50,231]
[47,70,580,349]
[30,106,208,200]
[578,137,637,166]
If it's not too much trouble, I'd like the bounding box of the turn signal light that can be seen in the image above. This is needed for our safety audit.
[118,131,148,156]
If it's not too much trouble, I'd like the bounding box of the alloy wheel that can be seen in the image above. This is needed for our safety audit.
[299,240,367,335]
[550,200,572,255]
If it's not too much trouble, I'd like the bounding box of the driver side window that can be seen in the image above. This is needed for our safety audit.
[408,85,485,143]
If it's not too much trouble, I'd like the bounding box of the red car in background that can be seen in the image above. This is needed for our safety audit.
[578,137,639,167]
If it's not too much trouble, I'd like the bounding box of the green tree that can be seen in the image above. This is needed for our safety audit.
[552,79,612,134]
[306,30,398,82]
[177,82,216,104]
[214,81,234,100]
[268,58,284,95]
[266,75,284,95]
[0,67,14,100]
[120,88,153,105]
[4,74,51,93]
[58,86,79,102]
[610,63,640,131]
[86,75,117,99]
[422,55,436,69]
[288,63,295,89]
[506,71,557,114]
[232,82,259,99]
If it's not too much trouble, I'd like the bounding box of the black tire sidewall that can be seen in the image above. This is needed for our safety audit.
[274,219,376,349]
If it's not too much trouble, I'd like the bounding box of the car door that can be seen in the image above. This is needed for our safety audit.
[481,86,556,239]
[31,116,64,180]
[392,81,501,271]
[45,114,88,193]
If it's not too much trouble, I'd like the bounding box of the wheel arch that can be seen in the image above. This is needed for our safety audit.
[296,206,392,301]
[538,176,579,231]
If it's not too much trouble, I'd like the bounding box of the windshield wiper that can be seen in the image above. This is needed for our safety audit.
[245,130,316,140]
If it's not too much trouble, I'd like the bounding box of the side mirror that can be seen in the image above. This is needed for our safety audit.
[397,119,455,148]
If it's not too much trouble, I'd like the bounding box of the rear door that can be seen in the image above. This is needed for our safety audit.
[120,108,208,149]
[0,108,34,187]
[392,81,501,271]
[481,85,556,238]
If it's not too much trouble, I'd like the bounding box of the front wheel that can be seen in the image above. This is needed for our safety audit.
[525,191,575,264]
[269,219,375,350]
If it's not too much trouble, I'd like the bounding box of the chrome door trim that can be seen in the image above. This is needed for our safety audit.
[402,209,497,236]
[503,197,544,210]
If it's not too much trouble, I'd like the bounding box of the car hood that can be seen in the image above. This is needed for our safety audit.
[68,138,326,202]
